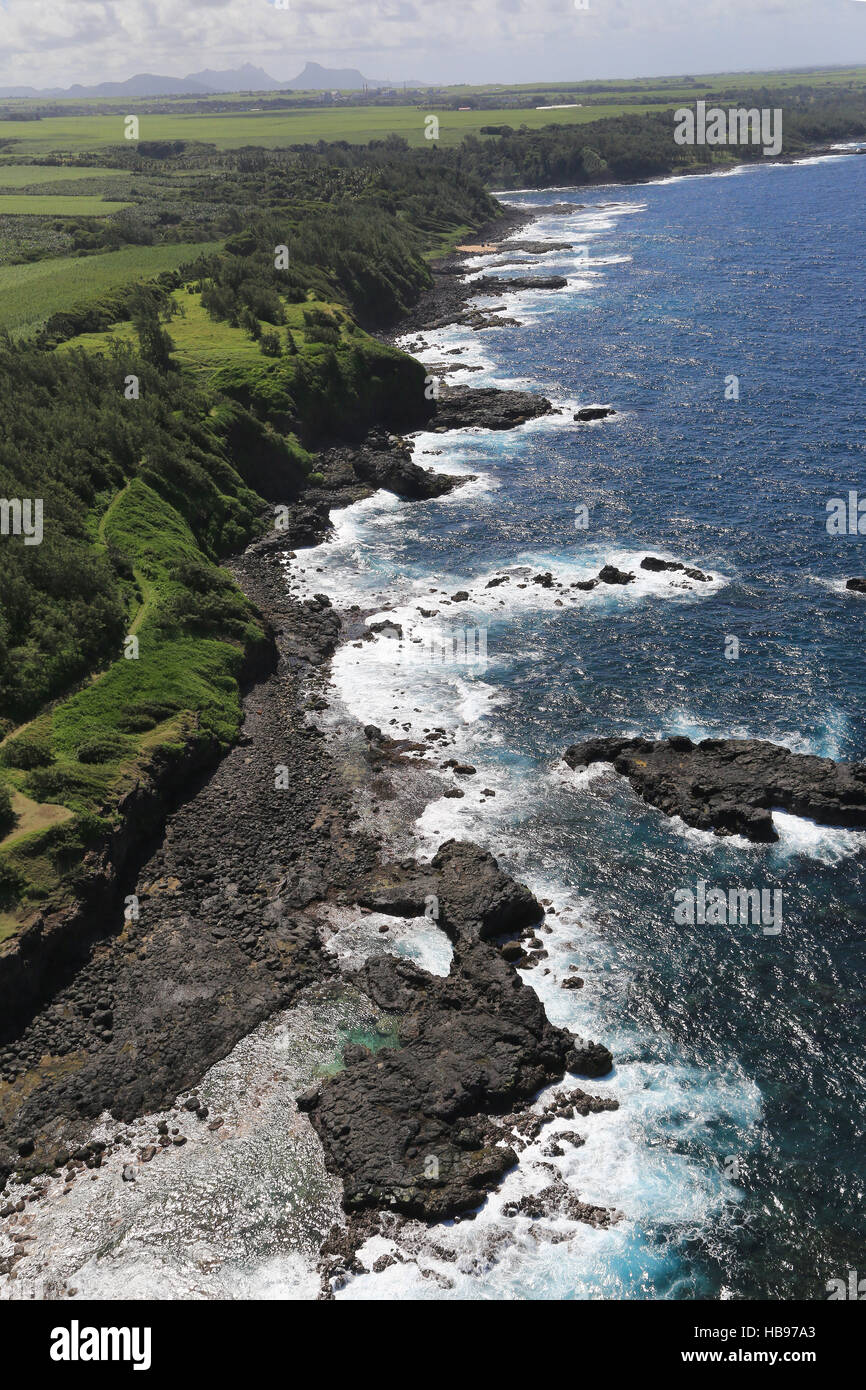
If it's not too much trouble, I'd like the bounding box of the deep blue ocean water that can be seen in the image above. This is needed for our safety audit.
[299,152,866,1300]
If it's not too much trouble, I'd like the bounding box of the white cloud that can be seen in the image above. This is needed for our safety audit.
[0,0,861,88]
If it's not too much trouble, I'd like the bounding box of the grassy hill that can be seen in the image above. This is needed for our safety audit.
[0,241,221,335]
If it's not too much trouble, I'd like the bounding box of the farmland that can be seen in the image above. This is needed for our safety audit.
[0,164,123,187]
[0,240,222,335]
[0,195,130,216]
[0,102,662,154]
[0,63,864,157]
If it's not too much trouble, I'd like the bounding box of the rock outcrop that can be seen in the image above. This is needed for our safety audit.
[563,735,866,843]
[300,840,612,1220]
[640,556,713,582]
[431,384,554,431]
[471,274,568,292]
[301,928,612,1219]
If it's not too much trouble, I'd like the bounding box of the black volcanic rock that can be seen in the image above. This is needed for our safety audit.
[505,240,575,254]
[598,565,635,585]
[563,735,866,843]
[305,842,612,1220]
[640,556,712,582]
[355,840,543,944]
[575,406,616,422]
[432,385,554,431]
[846,577,866,594]
[348,431,462,499]
[430,839,542,942]
[472,274,568,292]
[302,941,611,1220]
[641,555,681,572]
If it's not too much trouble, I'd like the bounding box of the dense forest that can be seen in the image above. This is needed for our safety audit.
[453,91,866,186]
[0,338,282,727]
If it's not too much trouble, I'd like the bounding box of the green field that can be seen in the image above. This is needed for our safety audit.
[0,102,661,153]
[1,64,864,156]
[0,194,130,215]
[0,164,124,186]
[0,239,221,335]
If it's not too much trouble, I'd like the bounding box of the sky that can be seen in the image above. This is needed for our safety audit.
[0,0,865,89]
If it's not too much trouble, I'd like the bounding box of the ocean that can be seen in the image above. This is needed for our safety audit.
[290,150,866,1299]
[5,151,864,1302]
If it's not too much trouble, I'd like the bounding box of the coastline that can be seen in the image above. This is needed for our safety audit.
[487,138,866,198]
[0,199,619,1297]
[1,141,864,1304]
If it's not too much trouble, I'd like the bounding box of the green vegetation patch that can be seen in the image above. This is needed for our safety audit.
[61,288,428,441]
[0,479,268,917]
[0,165,124,188]
[0,195,131,216]
[0,240,221,335]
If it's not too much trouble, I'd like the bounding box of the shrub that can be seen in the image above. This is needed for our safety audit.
[0,782,16,836]
[118,713,157,733]
[26,767,74,801]
[304,324,339,345]
[1,738,54,770]
[76,737,127,765]
[0,857,24,908]
[239,307,261,340]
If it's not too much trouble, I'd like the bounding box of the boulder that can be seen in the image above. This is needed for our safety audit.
[598,565,634,585]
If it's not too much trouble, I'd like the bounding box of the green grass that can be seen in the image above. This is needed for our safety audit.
[0,102,662,153]
[0,478,265,920]
[430,65,866,100]
[0,194,131,215]
[0,164,125,187]
[50,480,252,763]
[0,790,72,848]
[60,289,356,379]
[0,239,221,335]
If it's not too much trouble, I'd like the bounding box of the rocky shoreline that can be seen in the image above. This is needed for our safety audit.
[0,203,617,1294]
[394,203,582,340]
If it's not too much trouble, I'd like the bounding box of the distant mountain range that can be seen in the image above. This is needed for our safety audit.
[0,62,426,100]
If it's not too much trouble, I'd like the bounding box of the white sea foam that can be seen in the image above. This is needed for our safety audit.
[816,575,866,600]
[0,995,378,1301]
[318,904,453,975]
[770,812,866,865]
